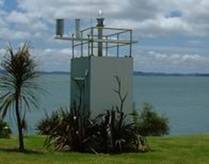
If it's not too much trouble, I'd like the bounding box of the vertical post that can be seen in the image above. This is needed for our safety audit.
[91,27,94,56]
[75,19,80,39]
[72,34,74,58]
[129,30,132,57]
[81,32,83,57]
[88,34,90,56]
[96,18,104,57]
[106,36,108,56]
[117,33,119,57]
[97,27,103,57]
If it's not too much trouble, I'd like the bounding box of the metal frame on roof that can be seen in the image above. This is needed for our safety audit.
[55,22,137,58]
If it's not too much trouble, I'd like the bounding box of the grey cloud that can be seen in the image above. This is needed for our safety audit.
[1,0,209,73]
[6,0,209,37]
[134,48,209,73]
[32,48,72,71]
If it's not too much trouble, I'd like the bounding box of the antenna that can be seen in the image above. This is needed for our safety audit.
[96,10,104,56]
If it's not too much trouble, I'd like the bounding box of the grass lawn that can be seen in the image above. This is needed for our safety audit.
[0,134,209,164]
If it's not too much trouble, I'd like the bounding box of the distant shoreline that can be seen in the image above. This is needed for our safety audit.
[38,71,209,77]
[133,71,209,77]
[1,70,209,76]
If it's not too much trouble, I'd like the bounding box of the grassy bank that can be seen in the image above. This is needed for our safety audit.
[0,134,209,164]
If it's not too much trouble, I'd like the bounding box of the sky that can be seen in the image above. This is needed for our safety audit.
[0,0,209,73]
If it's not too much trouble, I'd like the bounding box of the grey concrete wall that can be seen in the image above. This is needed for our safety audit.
[71,56,133,117]
[90,56,133,116]
[71,57,90,114]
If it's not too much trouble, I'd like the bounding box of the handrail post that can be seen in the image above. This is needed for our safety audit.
[129,30,132,57]
[117,33,119,57]
[72,34,74,58]
[81,32,83,57]
[88,34,90,56]
[106,36,108,56]
[91,27,94,56]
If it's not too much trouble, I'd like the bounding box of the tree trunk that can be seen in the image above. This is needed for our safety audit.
[15,93,24,152]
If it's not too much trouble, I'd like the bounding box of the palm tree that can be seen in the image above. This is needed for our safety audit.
[0,42,40,152]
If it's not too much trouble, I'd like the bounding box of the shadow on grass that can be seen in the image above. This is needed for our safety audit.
[0,148,44,155]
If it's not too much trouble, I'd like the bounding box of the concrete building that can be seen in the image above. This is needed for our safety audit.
[56,16,137,116]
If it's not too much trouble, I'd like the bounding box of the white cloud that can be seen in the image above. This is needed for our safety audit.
[0,27,31,40]
[6,10,48,32]
[0,9,7,26]
[0,0,4,7]
[11,0,208,37]
[32,48,72,71]
[29,47,209,73]
[139,17,191,37]
[134,48,209,73]
[151,52,209,65]
[1,44,209,73]
[17,0,127,19]
[0,48,5,58]
[7,11,30,24]
[0,47,72,72]
[1,0,209,73]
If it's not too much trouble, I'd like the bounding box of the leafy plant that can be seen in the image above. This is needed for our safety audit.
[44,105,97,152]
[43,76,149,153]
[133,103,169,136]
[0,120,11,138]
[0,42,40,152]
[42,106,149,153]
[36,111,60,135]
[94,109,149,153]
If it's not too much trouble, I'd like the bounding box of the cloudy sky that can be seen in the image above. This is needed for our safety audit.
[0,0,209,73]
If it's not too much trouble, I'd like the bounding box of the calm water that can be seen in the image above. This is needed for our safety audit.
[4,74,209,135]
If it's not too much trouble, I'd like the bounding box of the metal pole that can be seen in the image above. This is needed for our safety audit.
[88,35,90,56]
[81,32,83,57]
[98,27,103,57]
[91,27,93,56]
[72,34,74,58]
[117,34,119,57]
[129,30,132,57]
[106,36,108,56]
[96,18,104,57]
[75,19,80,39]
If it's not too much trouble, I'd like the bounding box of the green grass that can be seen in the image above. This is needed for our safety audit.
[0,134,209,164]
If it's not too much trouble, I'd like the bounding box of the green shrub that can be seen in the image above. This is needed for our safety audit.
[94,109,149,153]
[133,103,169,136]
[0,120,12,138]
[41,106,149,153]
[36,111,60,135]
[41,77,150,153]
[43,105,96,152]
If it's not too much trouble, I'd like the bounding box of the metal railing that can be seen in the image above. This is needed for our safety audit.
[55,26,137,58]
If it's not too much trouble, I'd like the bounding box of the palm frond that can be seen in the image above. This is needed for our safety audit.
[0,93,15,118]
[0,42,40,121]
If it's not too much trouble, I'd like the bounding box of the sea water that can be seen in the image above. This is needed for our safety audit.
[3,74,209,135]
